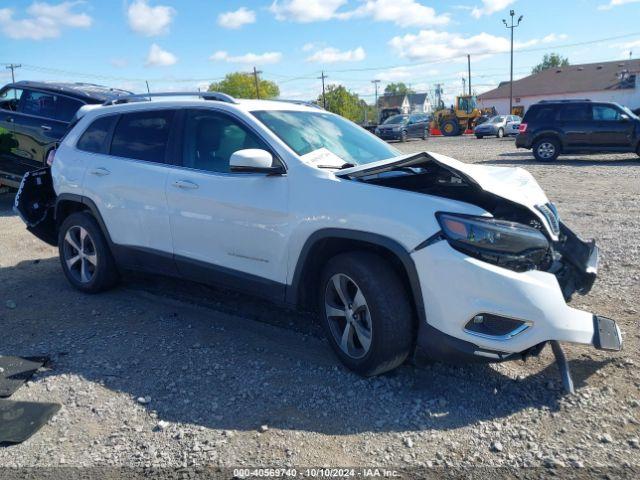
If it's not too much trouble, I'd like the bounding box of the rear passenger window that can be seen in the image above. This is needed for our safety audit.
[19,90,83,122]
[110,110,175,162]
[558,104,591,121]
[593,105,621,121]
[77,116,117,154]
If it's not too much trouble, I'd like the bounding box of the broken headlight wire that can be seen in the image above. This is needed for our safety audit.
[436,212,550,272]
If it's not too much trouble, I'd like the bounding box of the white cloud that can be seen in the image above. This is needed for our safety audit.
[146,43,177,67]
[389,30,511,62]
[217,7,256,29]
[128,0,175,37]
[306,46,366,63]
[270,0,347,22]
[376,65,439,82]
[339,0,449,27]
[471,0,515,19]
[541,33,568,43]
[0,1,92,40]
[598,0,640,10]
[210,51,283,65]
[270,0,448,27]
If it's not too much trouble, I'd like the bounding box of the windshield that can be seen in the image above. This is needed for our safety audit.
[382,114,409,125]
[621,105,639,120]
[488,116,505,124]
[252,110,401,166]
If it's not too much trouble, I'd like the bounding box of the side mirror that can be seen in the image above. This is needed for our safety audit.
[620,114,630,121]
[229,149,285,175]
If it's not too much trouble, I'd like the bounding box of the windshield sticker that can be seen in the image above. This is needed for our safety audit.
[299,148,347,168]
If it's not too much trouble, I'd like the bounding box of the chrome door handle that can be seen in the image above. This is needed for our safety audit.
[41,125,52,131]
[6,117,14,123]
[173,180,199,190]
[89,168,110,176]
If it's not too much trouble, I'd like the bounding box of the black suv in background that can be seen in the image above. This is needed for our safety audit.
[0,81,130,187]
[374,113,431,142]
[516,100,640,161]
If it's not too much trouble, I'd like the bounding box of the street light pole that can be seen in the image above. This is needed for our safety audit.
[371,79,381,123]
[503,10,523,115]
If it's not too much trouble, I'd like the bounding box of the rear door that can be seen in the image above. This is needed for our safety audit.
[165,108,289,297]
[590,103,635,148]
[80,109,177,275]
[556,103,592,148]
[13,89,83,170]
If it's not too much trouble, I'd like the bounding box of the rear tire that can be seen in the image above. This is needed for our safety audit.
[533,137,560,162]
[58,212,119,293]
[475,135,483,139]
[496,128,504,138]
[319,252,415,376]
[421,128,428,140]
[441,120,460,137]
[400,130,408,142]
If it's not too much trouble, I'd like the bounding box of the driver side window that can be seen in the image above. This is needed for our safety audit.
[182,110,268,173]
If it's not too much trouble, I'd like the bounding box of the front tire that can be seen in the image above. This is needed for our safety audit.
[58,212,119,293]
[441,120,460,136]
[400,130,408,142]
[475,135,483,139]
[319,252,414,376]
[533,137,560,162]
[496,128,504,138]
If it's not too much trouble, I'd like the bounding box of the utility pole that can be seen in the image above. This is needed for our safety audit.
[317,71,328,108]
[434,83,443,110]
[371,79,380,123]
[252,66,262,99]
[467,54,472,96]
[5,63,21,84]
[503,10,523,115]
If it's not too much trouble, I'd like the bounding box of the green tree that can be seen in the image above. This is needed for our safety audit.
[531,53,569,74]
[208,72,280,99]
[319,84,364,122]
[384,82,415,96]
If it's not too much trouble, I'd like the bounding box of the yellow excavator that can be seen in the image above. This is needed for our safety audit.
[431,95,494,136]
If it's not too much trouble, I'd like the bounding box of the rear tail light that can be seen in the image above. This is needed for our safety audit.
[518,123,528,133]
[46,149,56,166]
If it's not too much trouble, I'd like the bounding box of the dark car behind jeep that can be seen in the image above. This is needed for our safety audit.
[516,99,640,161]
[0,81,130,188]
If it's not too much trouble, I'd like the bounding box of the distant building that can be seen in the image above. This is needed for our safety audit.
[478,59,640,114]
[378,94,410,114]
[407,93,432,114]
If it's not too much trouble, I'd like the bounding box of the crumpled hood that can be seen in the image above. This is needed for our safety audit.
[336,151,557,238]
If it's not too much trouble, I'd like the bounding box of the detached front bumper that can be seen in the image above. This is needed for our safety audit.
[413,224,622,362]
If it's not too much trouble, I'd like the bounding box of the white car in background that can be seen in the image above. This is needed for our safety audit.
[15,92,621,389]
[475,115,522,138]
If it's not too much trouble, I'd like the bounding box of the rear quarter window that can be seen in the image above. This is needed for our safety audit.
[76,115,117,154]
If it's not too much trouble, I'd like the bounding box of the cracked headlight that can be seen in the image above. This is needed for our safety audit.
[436,212,550,272]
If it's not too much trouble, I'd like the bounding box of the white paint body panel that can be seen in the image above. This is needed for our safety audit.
[53,97,604,356]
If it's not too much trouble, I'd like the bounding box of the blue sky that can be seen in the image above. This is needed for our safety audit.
[1,0,640,104]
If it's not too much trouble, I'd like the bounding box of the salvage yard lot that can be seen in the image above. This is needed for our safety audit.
[0,136,639,470]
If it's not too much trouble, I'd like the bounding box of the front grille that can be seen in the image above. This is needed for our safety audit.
[536,203,560,236]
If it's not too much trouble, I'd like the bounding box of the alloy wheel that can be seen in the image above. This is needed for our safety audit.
[324,273,373,359]
[62,225,97,284]
[537,142,556,159]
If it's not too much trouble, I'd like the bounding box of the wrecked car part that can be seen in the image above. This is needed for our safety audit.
[0,356,46,398]
[550,341,575,394]
[0,400,61,444]
[13,167,57,246]
[436,212,550,272]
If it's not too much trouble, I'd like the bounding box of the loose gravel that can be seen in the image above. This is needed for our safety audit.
[0,136,638,474]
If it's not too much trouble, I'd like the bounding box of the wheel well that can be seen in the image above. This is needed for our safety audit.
[55,200,89,227]
[532,133,562,150]
[295,237,418,321]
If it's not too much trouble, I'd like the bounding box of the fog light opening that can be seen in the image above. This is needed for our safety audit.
[464,313,531,340]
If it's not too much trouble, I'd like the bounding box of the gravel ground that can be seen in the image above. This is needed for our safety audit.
[0,136,638,475]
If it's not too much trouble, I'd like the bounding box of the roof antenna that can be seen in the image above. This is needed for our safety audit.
[145,80,151,101]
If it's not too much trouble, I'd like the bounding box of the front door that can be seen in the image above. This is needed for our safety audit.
[165,108,289,299]
[591,104,635,148]
[0,87,23,181]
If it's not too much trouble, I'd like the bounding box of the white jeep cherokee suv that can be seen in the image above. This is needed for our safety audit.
[15,92,622,384]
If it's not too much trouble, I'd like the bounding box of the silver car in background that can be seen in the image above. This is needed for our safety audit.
[474,115,521,139]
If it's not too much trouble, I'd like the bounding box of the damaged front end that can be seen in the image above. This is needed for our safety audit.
[13,167,58,246]
[337,152,622,392]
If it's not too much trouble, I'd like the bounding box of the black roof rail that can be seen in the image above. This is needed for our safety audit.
[538,99,591,103]
[102,91,238,106]
[270,99,324,110]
